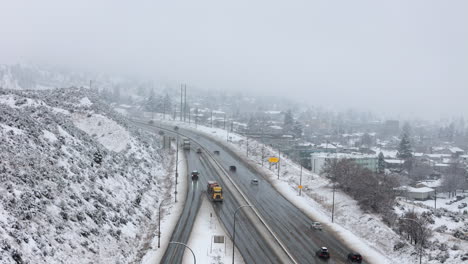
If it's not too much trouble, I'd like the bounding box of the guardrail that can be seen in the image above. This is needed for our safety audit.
[130,118,298,264]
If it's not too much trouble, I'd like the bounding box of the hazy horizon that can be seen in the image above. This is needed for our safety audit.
[1,0,466,120]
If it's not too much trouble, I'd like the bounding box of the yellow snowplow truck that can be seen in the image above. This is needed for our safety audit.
[207,181,223,202]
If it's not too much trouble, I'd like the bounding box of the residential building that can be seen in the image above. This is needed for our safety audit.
[311,152,378,174]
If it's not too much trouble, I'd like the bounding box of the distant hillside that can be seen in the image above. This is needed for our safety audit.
[0,87,173,263]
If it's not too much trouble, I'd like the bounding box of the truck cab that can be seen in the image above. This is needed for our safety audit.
[207,181,223,202]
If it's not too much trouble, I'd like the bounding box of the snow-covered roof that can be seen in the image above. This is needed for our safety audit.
[417,180,441,188]
[264,110,282,115]
[319,143,337,149]
[311,152,377,159]
[269,125,282,130]
[449,147,464,153]
[384,159,404,164]
[425,154,451,159]
[395,186,435,193]
[407,187,435,193]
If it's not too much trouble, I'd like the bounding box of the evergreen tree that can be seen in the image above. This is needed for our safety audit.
[145,89,156,112]
[378,152,385,174]
[292,121,303,138]
[397,133,413,160]
[283,110,294,133]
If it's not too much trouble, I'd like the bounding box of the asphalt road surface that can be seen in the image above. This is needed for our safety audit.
[134,122,282,264]
[178,127,370,264]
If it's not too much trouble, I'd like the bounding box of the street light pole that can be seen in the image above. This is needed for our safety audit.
[277,148,281,179]
[299,163,303,196]
[169,241,196,264]
[331,181,335,223]
[232,205,253,264]
[158,198,170,248]
[175,135,179,203]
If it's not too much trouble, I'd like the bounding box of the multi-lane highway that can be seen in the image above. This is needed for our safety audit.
[135,122,285,264]
[135,120,369,264]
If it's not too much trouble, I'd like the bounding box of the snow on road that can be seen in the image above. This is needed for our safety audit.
[150,119,416,264]
[184,197,245,264]
[141,147,188,264]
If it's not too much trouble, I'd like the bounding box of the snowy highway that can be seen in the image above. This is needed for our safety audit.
[134,120,369,264]
[176,126,370,264]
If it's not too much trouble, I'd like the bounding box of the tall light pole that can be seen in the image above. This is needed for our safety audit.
[400,218,424,264]
[277,148,281,179]
[169,241,196,264]
[158,198,170,248]
[331,179,336,223]
[232,205,253,264]
[246,136,249,157]
[174,126,180,203]
[299,161,303,196]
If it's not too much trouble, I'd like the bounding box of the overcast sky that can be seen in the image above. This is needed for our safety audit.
[0,0,467,120]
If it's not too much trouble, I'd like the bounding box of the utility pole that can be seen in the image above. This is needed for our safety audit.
[299,163,303,196]
[224,114,226,130]
[195,108,198,128]
[246,136,249,157]
[184,84,187,122]
[332,179,336,223]
[180,85,183,121]
[175,136,179,203]
[211,110,213,127]
[434,188,437,210]
[277,148,281,179]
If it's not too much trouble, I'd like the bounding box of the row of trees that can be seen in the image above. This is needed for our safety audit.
[321,159,398,217]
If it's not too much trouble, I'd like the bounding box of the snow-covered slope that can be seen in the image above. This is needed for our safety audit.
[0,87,174,263]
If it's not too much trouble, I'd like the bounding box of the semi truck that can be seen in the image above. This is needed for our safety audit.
[207,181,223,202]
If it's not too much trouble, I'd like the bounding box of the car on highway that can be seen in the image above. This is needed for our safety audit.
[316,247,330,259]
[347,252,363,263]
[229,165,236,171]
[251,179,259,185]
[191,170,199,181]
[214,150,220,155]
[196,148,202,154]
[311,222,322,230]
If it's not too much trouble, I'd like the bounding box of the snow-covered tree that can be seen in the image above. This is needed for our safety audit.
[378,152,385,174]
[397,133,412,160]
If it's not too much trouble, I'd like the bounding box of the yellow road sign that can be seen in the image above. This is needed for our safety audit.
[298,185,303,189]
[268,157,279,163]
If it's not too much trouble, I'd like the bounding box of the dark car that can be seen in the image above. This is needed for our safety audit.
[229,165,236,171]
[214,150,220,155]
[347,253,362,263]
[196,148,202,154]
[316,247,330,259]
[191,170,199,180]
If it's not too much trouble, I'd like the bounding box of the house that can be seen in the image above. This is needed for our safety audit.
[394,186,435,200]
[384,159,404,171]
[449,147,465,158]
[311,152,378,174]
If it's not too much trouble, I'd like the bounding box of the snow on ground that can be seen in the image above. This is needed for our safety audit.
[184,197,245,264]
[73,113,131,152]
[0,88,175,264]
[141,148,188,264]
[151,118,467,264]
[79,97,93,107]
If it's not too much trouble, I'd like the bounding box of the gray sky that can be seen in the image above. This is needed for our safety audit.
[1,0,467,120]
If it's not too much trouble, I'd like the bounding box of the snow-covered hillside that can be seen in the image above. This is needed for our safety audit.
[0,88,174,263]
